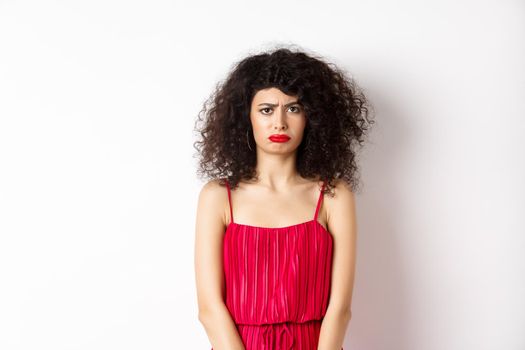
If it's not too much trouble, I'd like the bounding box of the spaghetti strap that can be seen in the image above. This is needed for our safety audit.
[313,180,326,221]
[225,180,234,224]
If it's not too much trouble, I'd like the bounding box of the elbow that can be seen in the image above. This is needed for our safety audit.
[198,309,212,326]
[339,308,352,322]
[198,304,221,326]
[327,305,352,322]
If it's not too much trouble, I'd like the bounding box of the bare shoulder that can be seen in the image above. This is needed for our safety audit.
[197,179,228,229]
[322,178,357,316]
[324,178,355,203]
[324,179,357,233]
[194,179,229,316]
[199,178,225,198]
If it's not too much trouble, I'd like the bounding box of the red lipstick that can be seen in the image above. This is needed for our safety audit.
[268,134,291,143]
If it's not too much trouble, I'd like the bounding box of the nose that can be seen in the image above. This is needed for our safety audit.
[273,109,287,131]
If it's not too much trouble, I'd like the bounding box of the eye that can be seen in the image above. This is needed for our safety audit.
[260,107,272,115]
[289,106,301,113]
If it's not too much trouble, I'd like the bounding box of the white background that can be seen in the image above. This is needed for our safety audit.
[0,1,524,349]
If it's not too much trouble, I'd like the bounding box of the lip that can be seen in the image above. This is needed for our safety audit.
[268,134,291,143]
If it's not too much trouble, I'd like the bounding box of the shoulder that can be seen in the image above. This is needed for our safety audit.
[324,179,356,224]
[197,179,229,223]
[198,179,228,209]
[199,178,226,197]
[330,178,354,197]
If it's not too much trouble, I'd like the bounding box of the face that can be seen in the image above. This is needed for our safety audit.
[249,87,307,154]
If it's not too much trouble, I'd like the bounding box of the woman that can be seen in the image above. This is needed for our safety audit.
[193,46,373,349]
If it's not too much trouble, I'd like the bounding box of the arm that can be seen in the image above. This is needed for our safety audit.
[194,180,245,350]
[317,180,357,350]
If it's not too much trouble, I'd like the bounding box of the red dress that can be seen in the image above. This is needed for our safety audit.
[212,180,341,350]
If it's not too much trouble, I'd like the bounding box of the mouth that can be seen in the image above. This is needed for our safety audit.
[268,134,291,143]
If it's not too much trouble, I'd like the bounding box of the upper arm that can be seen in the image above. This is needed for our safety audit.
[194,179,228,318]
[325,179,357,316]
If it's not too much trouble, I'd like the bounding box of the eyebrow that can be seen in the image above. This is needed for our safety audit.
[257,101,301,107]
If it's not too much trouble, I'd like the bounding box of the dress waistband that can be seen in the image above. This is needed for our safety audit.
[236,319,323,350]
[261,323,293,350]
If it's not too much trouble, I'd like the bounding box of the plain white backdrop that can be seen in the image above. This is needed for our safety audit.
[0,0,524,349]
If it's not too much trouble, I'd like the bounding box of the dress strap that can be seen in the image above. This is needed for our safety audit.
[225,180,234,224]
[313,180,326,221]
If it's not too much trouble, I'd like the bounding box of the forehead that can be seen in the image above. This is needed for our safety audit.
[252,87,298,102]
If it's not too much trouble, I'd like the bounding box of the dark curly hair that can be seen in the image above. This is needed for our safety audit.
[193,44,374,195]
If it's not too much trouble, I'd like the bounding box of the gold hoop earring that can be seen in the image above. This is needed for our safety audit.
[246,130,253,151]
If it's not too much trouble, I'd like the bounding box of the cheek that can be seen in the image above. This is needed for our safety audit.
[250,117,266,142]
[250,116,261,129]
[292,118,307,136]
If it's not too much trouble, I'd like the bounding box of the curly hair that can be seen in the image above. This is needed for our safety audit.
[193,44,374,195]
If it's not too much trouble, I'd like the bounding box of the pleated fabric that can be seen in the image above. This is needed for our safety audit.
[209,180,342,350]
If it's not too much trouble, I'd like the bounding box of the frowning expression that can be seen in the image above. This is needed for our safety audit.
[249,87,307,154]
